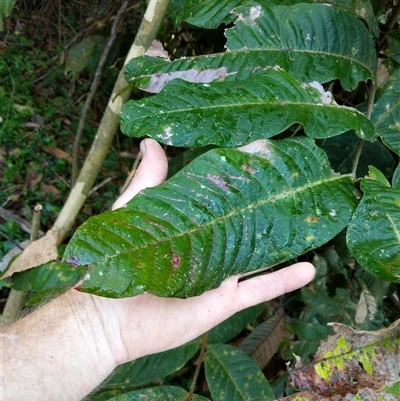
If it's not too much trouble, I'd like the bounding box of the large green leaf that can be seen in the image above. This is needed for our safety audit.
[106,386,207,401]
[98,341,199,391]
[370,69,400,155]
[125,4,376,92]
[175,0,379,38]
[120,70,375,148]
[347,172,400,283]
[63,138,357,298]
[205,343,274,400]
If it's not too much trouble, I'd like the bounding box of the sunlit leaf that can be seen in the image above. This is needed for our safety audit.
[63,138,357,298]
[205,344,275,400]
[347,171,400,283]
[126,4,376,92]
[121,70,375,148]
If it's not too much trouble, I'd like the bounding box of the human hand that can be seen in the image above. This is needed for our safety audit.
[89,138,316,364]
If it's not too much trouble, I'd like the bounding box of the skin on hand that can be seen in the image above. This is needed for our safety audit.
[91,138,316,364]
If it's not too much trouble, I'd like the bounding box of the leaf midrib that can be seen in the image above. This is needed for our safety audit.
[96,173,352,263]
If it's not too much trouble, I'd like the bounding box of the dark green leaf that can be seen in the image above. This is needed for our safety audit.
[64,138,357,298]
[347,173,400,283]
[205,344,274,400]
[318,132,395,178]
[10,261,86,292]
[106,386,201,401]
[208,303,265,344]
[175,0,241,28]
[125,4,376,92]
[392,164,400,189]
[286,320,332,362]
[99,341,199,391]
[371,68,400,154]
[121,71,375,148]
[301,284,356,324]
[175,0,379,37]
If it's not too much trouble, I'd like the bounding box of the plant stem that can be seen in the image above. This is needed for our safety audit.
[71,0,130,185]
[52,0,170,243]
[5,0,171,284]
[187,332,209,400]
[351,81,378,180]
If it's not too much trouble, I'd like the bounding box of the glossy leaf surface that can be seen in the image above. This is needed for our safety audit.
[125,4,376,91]
[371,69,400,155]
[175,0,379,38]
[347,174,400,283]
[10,261,86,292]
[63,138,357,298]
[205,343,275,400]
[120,70,375,148]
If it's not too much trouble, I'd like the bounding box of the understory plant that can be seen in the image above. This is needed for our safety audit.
[6,0,400,400]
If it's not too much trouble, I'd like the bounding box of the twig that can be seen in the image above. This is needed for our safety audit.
[119,152,142,194]
[187,332,209,400]
[351,81,378,180]
[0,207,44,237]
[71,0,130,185]
[31,205,43,242]
[88,177,113,197]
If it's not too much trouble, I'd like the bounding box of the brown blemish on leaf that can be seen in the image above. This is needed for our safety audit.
[242,165,257,174]
[305,216,319,223]
[172,253,182,270]
[207,174,229,191]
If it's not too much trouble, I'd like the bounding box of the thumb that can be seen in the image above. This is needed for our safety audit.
[112,139,168,210]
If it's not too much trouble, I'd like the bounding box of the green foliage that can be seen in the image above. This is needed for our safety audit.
[6,0,400,399]
[64,138,357,298]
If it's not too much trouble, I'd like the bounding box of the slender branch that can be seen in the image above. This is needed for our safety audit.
[187,332,209,400]
[52,0,171,243]
[119,152,142,194]
[351,81,378,180]
[71,0,130,185]
[5,0,171,283]
[31,204,43,242]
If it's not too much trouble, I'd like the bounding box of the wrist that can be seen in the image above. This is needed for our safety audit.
[2,288,117,400]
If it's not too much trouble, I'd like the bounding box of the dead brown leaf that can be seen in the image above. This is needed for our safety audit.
[287,320,400,400]
[43,146,73,163]
[2,229,59,278]
[239,308,288,369]
[40,183,61,196]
